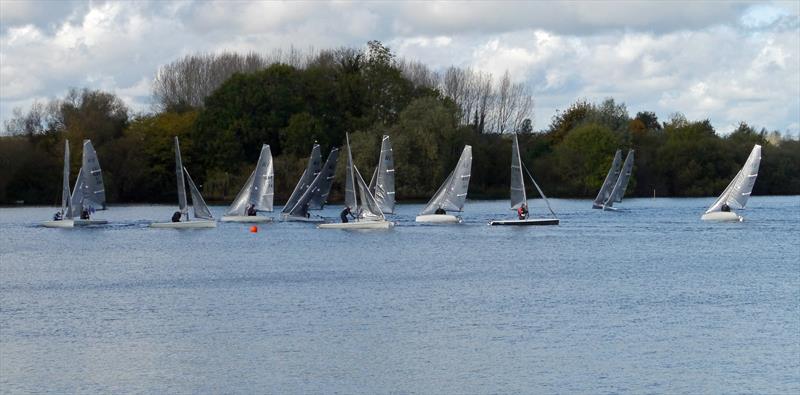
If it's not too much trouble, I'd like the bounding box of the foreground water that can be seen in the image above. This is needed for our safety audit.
[1,197,798,393]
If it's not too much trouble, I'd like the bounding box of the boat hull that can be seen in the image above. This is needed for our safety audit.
[42,219,108,228]
[701,211,742,222]
[415,214,461,224]
[280,215,326,223]
[220,215,273,223]
[489,218,560,226]
[317,221,394,229]
[150,220,217,228]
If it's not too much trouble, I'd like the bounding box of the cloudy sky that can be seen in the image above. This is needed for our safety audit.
[1,0,798,135]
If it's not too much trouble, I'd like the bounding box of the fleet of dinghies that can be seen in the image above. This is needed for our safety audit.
[40,134,765,228]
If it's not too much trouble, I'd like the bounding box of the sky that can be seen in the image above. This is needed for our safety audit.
[1,0,799,136]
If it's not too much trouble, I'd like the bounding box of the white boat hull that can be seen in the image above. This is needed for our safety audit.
[701,211,742,222]
[150,220,217,228]
[489,218,560,226]
[415,214,461,224]
[42,219,108,228]
[317,220,394,230]
[220,215,273,223]
[280,215,326,223]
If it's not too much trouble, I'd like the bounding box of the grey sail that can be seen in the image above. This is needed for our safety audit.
[705,144,761,214]
[372,135,395,214]
[61,140,72,218]
[285,148,340,218]
[344,133,358,212]
[420,146,473,215]
[78,139,106,210]
[354,164,384,220]
[184,167,214,220]
[282,144,322,214]
[307,147,339,209]
[605,149,634,207]
[226,144,274,216]
[593,150,623,207]
[224,171,255,216]
[510,133,527,209]
[174,137,188,217]
[68,167,84,218]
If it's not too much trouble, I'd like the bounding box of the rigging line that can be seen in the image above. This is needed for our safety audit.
[521,161,558,219]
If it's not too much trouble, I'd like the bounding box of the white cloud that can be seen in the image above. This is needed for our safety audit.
[0,0,798,137]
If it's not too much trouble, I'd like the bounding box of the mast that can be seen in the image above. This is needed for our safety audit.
[344,133,358,213]
[61,140,71,218]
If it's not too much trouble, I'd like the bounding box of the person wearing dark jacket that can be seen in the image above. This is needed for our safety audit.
[517,203,529,220]
[171,211,182,222]
[340,207,355,223]
[721,203,731,212]
[246,204,257,216]
[434,207,446,215]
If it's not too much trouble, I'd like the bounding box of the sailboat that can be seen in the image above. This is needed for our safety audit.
[43,139,108,228]
[415,146,472,223]
[150,137,216,228]
[369,135,395,214]
[221,144,274,223]
[318,134,394,229]
[280,144,339,222]
[282,147,339,221]
[701,144,761,222]
[595,149,634,210]
[593,150,622,209]
[489,133,559,226]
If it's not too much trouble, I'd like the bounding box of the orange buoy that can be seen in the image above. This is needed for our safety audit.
[250,225,258,233]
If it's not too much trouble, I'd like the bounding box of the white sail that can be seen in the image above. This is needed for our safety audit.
[594,150,623,207]
[225,144,273,216]
[184,167,214,220]
[354,164,384,221]
[510,133,527,209]
[67,167,84,218]
[174,137,188,217]
[705,144,761,214]
[605,149,634,207]
[420,146,473,215]
[344,133,357,212]
[372,135,395,214]
[61,140,72,218]
[282,144,322,214]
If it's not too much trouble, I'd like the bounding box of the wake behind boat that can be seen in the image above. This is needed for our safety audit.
[150,137,216,228]
[415,145,472,224]
[318,133,393,230]
[489,133,559,226]
[221,144,275,223]
[701,144,761,222]
[42,139,108,228]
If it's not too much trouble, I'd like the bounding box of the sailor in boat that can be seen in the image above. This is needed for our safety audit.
[435,207,446,215]
[246,204,257,216]
[340,206,355,223]
[53,211,63,221]
[171,211,182,222]
[80,208,91,220]
[721,203,731,212]
[518,203,529,220]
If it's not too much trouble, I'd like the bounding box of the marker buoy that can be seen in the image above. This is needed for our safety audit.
[250,225,258,233]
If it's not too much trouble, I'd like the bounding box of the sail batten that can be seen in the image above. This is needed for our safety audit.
[420,146,473,215]
[705,144,761,213]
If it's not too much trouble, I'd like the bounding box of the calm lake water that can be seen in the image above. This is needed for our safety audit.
[1,197,799,393]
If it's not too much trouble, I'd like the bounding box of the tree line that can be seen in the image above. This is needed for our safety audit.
[1,41,798,206]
